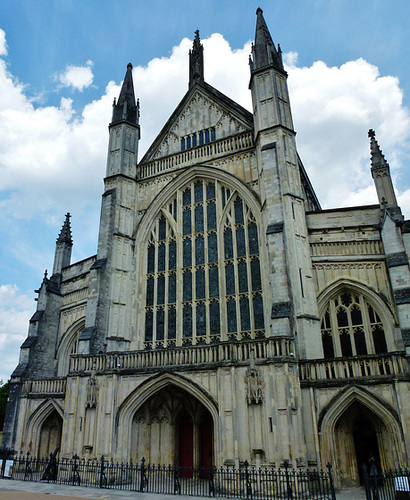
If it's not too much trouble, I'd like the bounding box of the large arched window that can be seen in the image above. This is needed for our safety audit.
[144,178,264,348]
[57,321,84,376]
[321,291,388,358]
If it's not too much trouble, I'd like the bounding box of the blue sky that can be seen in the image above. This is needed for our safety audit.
[1,0,410,381]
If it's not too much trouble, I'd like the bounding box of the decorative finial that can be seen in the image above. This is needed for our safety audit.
[127,62,133,69]
[44,269,48,280]
[256,7,263,15]
[368,129,375,138]
[189,28,204,88]
[57,213,73,246]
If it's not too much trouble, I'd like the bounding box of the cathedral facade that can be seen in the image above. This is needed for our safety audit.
[2,9,410,487]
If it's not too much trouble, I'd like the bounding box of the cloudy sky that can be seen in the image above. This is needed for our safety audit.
[1,0,410,381]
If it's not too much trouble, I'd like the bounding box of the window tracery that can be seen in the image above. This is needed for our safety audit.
[144,179,265,348]
[321,291,388,358]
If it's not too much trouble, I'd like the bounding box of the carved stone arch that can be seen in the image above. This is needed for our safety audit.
[319,385,407,477]
[134,165,262,243]
[317,278,396,323]
[56,318,85,376]
[24,398,64,455]
[134,165,268,349]
[317,278,396,354]
[115,371,219,461]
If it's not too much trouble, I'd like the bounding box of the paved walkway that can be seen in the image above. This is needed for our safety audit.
[0,478,367,499]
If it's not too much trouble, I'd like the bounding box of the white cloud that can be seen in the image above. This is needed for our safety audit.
[56,60,94,92]
[0,29,7,57]
[0,285,35,381]
[285,56,410,210]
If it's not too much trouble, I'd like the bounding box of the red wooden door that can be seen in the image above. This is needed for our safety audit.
[179,412,193,475]
[200,412,213,470]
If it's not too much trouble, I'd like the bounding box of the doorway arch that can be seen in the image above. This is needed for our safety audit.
[319,386,406,487]
[116,372,219,464]
[129,385,214,467]
[38,410,62,458]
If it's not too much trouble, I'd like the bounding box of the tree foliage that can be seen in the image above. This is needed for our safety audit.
[0,380,10,431]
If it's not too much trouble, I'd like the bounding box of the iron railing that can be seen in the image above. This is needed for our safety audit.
[3,453,336,499]
[362,464,410,500]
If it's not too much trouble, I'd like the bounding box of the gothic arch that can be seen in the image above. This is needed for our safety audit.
[115,372,219,461]
[319,385,407,475]
[317,279,396,356]
[24,398,64,456]
[134,165,267,348]
[56,318,85,376]
[135,165,262,242]
[317,279,396,324]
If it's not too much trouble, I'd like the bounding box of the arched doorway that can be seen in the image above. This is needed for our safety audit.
[333,402,385,486]
[38,410,62,458]
[353,414,380,483]
[131,385,214,467]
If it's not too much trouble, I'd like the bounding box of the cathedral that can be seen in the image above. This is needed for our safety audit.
[2,8,410,488]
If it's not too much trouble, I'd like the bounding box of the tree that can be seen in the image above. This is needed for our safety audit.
[0,380,10,431]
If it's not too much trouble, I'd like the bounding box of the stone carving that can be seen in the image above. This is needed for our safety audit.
[246,351,264,404]
[85,375,98,408]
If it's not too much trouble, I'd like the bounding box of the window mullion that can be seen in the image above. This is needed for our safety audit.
[361,295,375,353]
[329,298,340,357]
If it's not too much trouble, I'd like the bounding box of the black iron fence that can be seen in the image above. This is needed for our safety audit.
[1,452,337,499]
[363,464,410,500]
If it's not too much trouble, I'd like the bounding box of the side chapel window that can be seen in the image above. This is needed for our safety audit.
[144,179,265,348]
[321,291,388,358]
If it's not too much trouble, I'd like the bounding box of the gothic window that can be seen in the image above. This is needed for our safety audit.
[320,291,388,358]
[143,179,265,348]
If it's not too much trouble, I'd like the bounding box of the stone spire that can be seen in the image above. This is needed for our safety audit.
[111,63,139,125]
[57,212,73,245]
[369,129,403,221]
[250,7,284,73]
[189,30,204,88]
[52,213,73,275]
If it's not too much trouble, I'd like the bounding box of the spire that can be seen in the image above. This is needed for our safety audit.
[189,30,204,88]
[57,212,73,246]
[368,129,403,221]
[53,213,73,275]
[250,7,284,73]
[111,63,139,125]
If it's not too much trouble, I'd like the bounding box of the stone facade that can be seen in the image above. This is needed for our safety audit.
[2,9,410,488]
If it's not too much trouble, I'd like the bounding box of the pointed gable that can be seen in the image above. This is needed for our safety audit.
[140,82,254,163]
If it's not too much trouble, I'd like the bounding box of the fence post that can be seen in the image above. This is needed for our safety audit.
[208,459,214,497]
[173,458,181,495]
[244,460,252,500]
[326,462,336,500]
[362,463,371,500]
[139,457,146,492]
[72,454,80,486]
[99,455,106,488]
[283,461,292,500]
[24,451,32,481]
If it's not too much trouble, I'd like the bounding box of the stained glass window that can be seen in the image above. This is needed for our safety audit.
[320,292,388,358]
[143,179,265,348]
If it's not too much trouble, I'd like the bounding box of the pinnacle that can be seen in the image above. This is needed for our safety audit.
[111,63,138,124]
[369,129,388,170]
[251,7,284,72]
[57,213,73,246]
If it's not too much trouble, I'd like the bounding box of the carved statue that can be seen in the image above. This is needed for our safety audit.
[85,375,98,408]
[246,351,264,404]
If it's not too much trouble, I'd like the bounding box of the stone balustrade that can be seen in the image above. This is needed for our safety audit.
[22,378,67,395]
[299,352,408,384]
[138,131,254,180]
[70,337,294,374]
